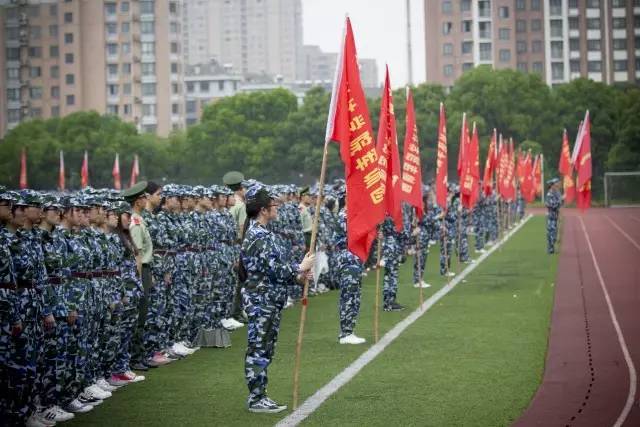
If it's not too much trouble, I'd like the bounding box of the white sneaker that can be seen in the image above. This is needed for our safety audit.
[446,271,456,277]
[170,342,190,356]
[26,414,51,427]
[179,341,200,352]
[64,399,93,414]
[85,384,111,400]
[175,342,196,354]
[52,406,75,422]
[124,370,146,383]
[96,378,117,392]
[32,408,57,426]
[413,282,431,288]
[339,334,366,344]
[284,298,294,309]
[227,318,245,329]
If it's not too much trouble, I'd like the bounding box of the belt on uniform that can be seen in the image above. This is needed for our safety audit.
[48,276,64,285]
[16,279,35,289]
[93,271,119,278]
[0,282,17,290]
[184,247,201,253]
[155,249,177,255]
[71,272,93,279]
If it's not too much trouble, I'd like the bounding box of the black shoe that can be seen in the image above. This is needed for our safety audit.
[131,362,149,371]
[390,302,405,311]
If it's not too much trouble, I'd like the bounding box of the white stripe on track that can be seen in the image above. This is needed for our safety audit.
[276,215,533,427]
[606,215,640,251]
[630,216,640,223]
[579,216,637,427]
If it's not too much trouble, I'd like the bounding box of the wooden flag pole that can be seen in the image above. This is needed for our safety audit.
[374,233,383,343]
[292,140,330,410]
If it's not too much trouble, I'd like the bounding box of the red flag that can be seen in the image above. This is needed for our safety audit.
[497,135,508,199]
[533,154,542,197]
[483,129,497,196]
[400,87,424,219]
[325,17,385,261]
[58,150,65,191]
[375,66,403,231]
[19,148,28,189]
[573,111,592,210]
[522,151,535,203]
[457,113,469,180]
[435,102,448,210]
[559,129,575,204]
[461,122,480,209]
[112,153,121,190]
[506,139,516,201]
[129,154,139,188]
[80,150,89,188]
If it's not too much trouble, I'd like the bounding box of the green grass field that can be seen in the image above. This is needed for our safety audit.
[68,216,557,427]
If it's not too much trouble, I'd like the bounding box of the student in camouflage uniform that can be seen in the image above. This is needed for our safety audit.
[545,178,563,254]
[412,194,433,288]
[440,189,458,277]
[380,216,404,312]
[240,185,315,413]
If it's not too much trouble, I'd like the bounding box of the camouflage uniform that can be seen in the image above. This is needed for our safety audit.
[472,193,486,251]
[0,225,18,423]
[413,209,434,284]
[334,209,363,338]
[381,217,402,309]
[545,188,562,254]
[440,200,457,275]
[241,220,300,406]
[456,204,470,263]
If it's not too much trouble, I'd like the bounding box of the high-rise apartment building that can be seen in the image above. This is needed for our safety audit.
[182,0,303,82]
[424,0,640,87]
[0,0,185,138]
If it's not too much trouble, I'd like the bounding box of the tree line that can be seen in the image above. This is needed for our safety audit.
[1,66,638,198]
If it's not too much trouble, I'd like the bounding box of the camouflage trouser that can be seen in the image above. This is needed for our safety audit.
[112,308,138,374]
[6,288,41,425]
[413,236,429,284]
[382,252,400,308]
[85,280,106,385]
[0,289,17,423]
[547,215,558,254]
[243,291,283,406]
[170,254,193,344]
[39,317,68,408]
[457,231,469,262]
[440,233,454,275]
[474,217,485,250]
[144,282,165,356]
[337,251,362,338]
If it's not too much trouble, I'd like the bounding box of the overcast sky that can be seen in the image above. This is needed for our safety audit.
[302,0,426,88]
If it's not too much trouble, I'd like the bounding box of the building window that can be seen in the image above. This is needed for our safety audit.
[461,0,471,11]
[461,41,473,54]
[569,0,578,7]
[587,39,601,51]
[7,88,20,101]
[122,63,132,74]
[123,104,131,115]
[187,82,195,93]
[6,27,19,40]
[106,23,118,35]
[49,25,58,37]
[143,125,157,133]
[498,7,509,18]
[186,100,196,113]
[49,46,59,58]
[28,47,42,58]
[218,81,225,91]
[462,20,472,33]
[142,62,155,75]
[588,61,602,72]
[65,53,74,64]
[107,64,118,76]
[516,20,527,33]
[122,43,131,55]
[479,22,491,38]
[107,43,118,56]
[532,40,543,53]
[6,48,20,61]
[170,22,179,33]
[612,18,626,30]
[7,68,19,79]
[30,87,43,100]
[517,41,527,53]
[172,103,180,114]
[142,42,155,54]
[517,62,528,72]
[31,108,42,118]
[570,38,580,50]
[142,104,156,116]
[28,5,40,17]
[169,2,178,14]
[551,41,564,59]
[516,0,526,10]
[105,2,116,15]
[613,39,627,50]
[442,43,453,56]
[65,74,75,85]
[570,60,581,72]
[587,18,601,29]
[550,20,563,38]
[50,66,59,78]
[478,0,490,17]
[121,1,130,12]
[532,62,543,73]
[8,110,20,123]
[442,22,453,35]
[170,42,179,54]
[141,21,155,34]
[50,4,58,16]
[123,83,132,95]
[106,105,119,115]
[31,26,41,40]
[142,83,156,96]
[531,20,542,32]
[65,33,74,44]
[107,84,119,96]
[442,1,453,13]
[614,60,628,71]
[122,22,130,33]
[140,1,155,14]
[569,17,579,30]
[29,66,41,78]
[443,64,454,76]
[171,62,179,74]
[499,49,511,62]
[200,81,210,91]
[51,106,60,117]
[51,86,60,99]
[479,43,492,60]
[498,28,510,40]
[587,0,600,7]
[66,95,75,106]
[64,12,73,23]
[549,0,562,15]
[612,0,626,5]
[531,0,541,10]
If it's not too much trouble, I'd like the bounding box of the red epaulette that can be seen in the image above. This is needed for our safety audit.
[132,217,141,226]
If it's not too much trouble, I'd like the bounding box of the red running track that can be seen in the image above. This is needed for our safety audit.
[514,208,640,427]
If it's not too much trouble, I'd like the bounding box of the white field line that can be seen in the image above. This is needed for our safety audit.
[276,215,533,427]
[579,216,637,427]
[628,215,640,224]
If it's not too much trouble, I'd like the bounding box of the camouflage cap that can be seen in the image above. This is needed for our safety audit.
[547,177,560,186]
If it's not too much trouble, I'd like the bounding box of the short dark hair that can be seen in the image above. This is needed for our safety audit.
[146,181,161,195]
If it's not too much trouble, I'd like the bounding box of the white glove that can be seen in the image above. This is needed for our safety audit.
[412,228,420,237]
[378,259,386,268]
[299,252,316,272]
